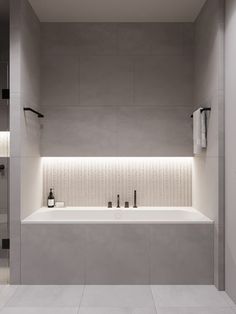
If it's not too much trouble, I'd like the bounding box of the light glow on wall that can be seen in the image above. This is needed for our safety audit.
[42,157,193,207]
[0,132,10,157]
[42,157,193,161]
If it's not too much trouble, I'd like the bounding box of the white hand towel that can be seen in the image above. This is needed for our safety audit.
[201,111,207,148]
[193,108,203,155]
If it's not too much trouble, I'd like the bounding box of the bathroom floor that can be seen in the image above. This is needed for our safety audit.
[0,261,9,285]
[0,285,235,313]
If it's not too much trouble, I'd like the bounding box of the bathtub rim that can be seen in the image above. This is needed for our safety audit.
[21,206,214,225]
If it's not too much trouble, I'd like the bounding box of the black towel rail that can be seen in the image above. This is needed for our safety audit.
[24,107,44,118]
[191,107,211,118]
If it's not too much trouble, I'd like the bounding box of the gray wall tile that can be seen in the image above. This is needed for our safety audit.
[150,224,214,284]
[41,23,80,56]
[192,0,225,290]
[21,223,213,284]
[0,105,9,131]
[183,23,194,56]
[0,23,9,62]
[40,22,194,156]
[118,23,153,55]
[79,23,118,55]
[10,0,42,283]
[40,106,117,156]
[41,55,79,107]
[118,23,185,56]
[225,0,236,303]
[0,62,9,110]
[40,105,193,157]
[115,106,193,156]
[85,224,149,284]
[150,23,184,56]
[21,224,86,284]
[134,56,193,107]
[79,56,133,106]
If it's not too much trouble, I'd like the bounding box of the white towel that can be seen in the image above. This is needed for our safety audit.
[193,108,207,155]
[201,111,207,148]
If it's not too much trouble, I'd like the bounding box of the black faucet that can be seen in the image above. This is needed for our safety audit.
[133,190,137,208]
[117,194,120,208]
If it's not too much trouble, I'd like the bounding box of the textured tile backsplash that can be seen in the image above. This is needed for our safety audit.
[0,132,9,157]
[43,157,192,207]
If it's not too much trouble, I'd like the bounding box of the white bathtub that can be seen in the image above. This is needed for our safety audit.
[21,206,214,284]
[22,206,212,224]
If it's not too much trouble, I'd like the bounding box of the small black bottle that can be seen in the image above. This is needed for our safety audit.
[47,188,55,208]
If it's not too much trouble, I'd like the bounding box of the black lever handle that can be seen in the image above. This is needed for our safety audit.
[133,190,137,208]
[117,194,120,208]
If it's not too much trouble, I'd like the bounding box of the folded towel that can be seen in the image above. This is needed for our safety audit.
[201,111,207,148]
[193,108,202,155]
[193,108,207,155]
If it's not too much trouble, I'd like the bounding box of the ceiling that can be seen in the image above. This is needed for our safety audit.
[29,0,207,23]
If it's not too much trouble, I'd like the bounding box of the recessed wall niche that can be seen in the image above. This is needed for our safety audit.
[43,157,192,207]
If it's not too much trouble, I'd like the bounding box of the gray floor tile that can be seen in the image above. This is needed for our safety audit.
[0,308,78,314]
[81,285,155,309]
[79,307,156,314]
[231,306,236,313]
[0,286,17,309]
[151,286,229,308]
[156,307,235,314]
[0,263,9,285]
[79,307,131,314]
[132,308,157,314]
[220,292,236,307]
[6,285,84,307]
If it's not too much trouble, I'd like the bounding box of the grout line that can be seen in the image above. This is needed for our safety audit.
[77,284,86,314]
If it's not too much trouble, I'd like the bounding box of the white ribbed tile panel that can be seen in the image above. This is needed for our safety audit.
[43,157,192,207]
[0,132,9,157]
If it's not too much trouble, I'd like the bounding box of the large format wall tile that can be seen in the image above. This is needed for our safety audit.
[41,23,80,56]
[0,23,9,62]
[40,22,194,157]
[192,0,225,290]
[21,223,213,284]
[0,105,9,132]
[41,55,79,107]
[150,23,184,56]
[21,224,86,284]
[41,23,192,57]
[79,23,117,55]
[42,157,192,207]
[85,224,149,284]
[79,56,133,106]
[115,106,193,156]
[149,224,214,284]
[117,23,154,55]
[40,106,117,156]
[40,105,193,157]
[10,0,42,284]
[134,56,193,107]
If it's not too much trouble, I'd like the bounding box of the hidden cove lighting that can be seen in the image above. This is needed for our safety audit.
[0,131,10,157]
